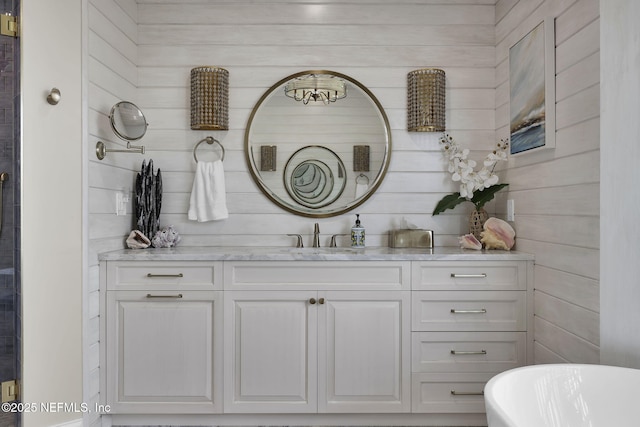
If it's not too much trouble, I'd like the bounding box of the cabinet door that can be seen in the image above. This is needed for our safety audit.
[224,291,318,413]
[319,291,411,413]
[106,290,222,413]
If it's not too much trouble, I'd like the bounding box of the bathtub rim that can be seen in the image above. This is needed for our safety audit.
[484,363,640,427]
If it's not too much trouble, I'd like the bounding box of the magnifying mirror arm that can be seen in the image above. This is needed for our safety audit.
[126,141,145,153]
[95,141,145,160]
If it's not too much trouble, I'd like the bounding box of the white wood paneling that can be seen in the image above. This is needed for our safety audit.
[87,0,603,381]
[535,291,599,345]
[87,0,140,420]
[137,4,495,25]
[139,24,495,47]
[498,1,600,364]
[534,316,599,364]
[125,1,500,247]
[600,0,640,368]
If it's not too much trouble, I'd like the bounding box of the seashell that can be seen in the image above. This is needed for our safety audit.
[459,233,482,250]
[480,217,515,250]
[151,225,182,248]
[126,229,151,249]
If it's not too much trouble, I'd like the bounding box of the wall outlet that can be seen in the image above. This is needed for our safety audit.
[507,199,515,221]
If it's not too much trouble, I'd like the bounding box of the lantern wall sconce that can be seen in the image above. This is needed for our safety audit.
[190,66,229,130]
[407,68,446,132]
[353,145,370,172]
[260,145,277,171]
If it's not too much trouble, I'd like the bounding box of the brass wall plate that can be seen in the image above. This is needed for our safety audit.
[1,379,19,402]
[1,14,18,37]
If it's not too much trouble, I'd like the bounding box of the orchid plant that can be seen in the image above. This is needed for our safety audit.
[432,134,509,215]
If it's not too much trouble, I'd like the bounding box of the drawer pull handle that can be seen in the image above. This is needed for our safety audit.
[450,350,487,355]
[147,273,184,278]
[146,294,183,299]
[319,298,325,305]
[450,273,487,278]
[451,390,484,396]
[309,298,317,305]
[450,309,487,314]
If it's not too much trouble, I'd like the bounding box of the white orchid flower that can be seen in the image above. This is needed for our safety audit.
[438,134,509,203]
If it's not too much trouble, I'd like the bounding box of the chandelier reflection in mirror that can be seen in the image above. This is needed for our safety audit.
[284,73,347,105]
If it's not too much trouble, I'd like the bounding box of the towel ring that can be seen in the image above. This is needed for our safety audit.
[193,136,225,163]
[356,173,370,185]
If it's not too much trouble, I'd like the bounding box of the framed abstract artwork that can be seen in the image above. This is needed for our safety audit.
[509,17,556,155]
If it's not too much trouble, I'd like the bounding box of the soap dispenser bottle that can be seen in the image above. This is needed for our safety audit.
[351,214,365,248]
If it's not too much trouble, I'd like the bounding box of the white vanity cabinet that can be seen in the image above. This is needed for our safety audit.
[101,261,224,414]
[99,249,533,426]
[410,261,532,413]
[223,261,412,414]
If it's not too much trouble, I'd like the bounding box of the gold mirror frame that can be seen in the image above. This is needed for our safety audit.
[244,70,392,218]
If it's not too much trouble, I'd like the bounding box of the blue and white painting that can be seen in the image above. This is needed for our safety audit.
[510,21,546,155]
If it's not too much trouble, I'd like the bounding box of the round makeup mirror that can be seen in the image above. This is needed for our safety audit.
[96,101,148,160]
[245,70,392,218]
[110,101,148,141]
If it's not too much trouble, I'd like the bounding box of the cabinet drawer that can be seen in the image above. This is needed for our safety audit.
[412,332,526,373]
[106,261,222,290]
[224,261,410,290]
[411,372,492,413]
[412,261,525,291]
[412,291,526,331]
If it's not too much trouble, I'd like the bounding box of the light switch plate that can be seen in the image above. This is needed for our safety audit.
[116,193,127,216]
[507,199,515,221]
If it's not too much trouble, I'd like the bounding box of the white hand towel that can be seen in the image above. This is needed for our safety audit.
[188,160,228,221]
[355,182,369,198]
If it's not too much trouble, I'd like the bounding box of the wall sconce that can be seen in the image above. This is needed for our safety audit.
[260,145,277,171]
[353,145,370,172]
[407,68,445,132]
[190,66,229,130]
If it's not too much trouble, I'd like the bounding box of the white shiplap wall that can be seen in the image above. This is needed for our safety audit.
[132,0,498,248]
[87,0,139,424]
[495,0,600,364]
[87,1,602,415]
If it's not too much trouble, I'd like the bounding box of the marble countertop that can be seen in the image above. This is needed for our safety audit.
[99,246,534,262]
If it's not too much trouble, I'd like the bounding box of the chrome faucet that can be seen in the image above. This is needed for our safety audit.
[313,223,320,247]
[330,233,348,247]
[287,234,304,248]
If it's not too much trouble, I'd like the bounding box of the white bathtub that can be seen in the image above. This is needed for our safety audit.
[484,364,640,427]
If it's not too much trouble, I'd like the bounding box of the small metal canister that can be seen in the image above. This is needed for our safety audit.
[389,229,433,248]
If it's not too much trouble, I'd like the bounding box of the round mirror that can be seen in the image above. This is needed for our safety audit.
[110,101,148,141]
[245,70,392,218]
